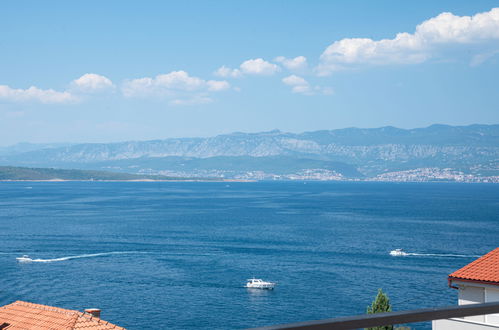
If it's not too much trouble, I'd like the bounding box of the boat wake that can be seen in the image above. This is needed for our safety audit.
[389,249,479,258]
[16,251,138,263]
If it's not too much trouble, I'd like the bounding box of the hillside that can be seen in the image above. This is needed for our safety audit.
[0,166,201,181]
[1,124,498,180]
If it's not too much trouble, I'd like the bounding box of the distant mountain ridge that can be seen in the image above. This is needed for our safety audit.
[1,124,498,180]
[0,142,74,156]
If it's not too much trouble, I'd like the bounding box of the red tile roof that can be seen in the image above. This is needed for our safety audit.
[449,247,499,286]
[0,301,125,330]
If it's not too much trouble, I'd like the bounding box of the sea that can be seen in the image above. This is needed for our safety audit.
[0,181,498,329]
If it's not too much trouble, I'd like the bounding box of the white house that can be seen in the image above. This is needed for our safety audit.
[433,247,499,330]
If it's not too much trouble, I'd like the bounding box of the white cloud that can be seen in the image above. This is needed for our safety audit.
[215,58,280,78]
[71,73,114,92]
[240,58,280,75]
[0,85,76,104]
[214,65,242,78]
[274,56,308,71]
[318,7,499,75]
[282,74,308,86]
[282,75,332,95]
[122,70,230,98]
[0,73,114,104]
[282,75,312,94]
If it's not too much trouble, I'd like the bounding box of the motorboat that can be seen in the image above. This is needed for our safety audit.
[389,249,408,256]
[16,255,33,263]
[246,278,276,289]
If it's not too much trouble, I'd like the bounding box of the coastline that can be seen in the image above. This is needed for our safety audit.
[0,179,496,183]
[0,179,256,182]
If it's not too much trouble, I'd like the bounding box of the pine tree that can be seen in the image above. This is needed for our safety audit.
[366,288,393,330]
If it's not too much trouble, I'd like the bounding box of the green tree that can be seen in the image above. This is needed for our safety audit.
[366,288,393,330]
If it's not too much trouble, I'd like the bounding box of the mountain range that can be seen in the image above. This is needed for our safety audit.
[1,124,498,180]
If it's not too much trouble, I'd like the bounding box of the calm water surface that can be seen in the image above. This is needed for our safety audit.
[0,181,498,329]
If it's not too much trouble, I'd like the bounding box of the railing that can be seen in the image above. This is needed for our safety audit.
[248,301,499,330]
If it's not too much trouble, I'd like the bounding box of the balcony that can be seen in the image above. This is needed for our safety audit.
[248,301,499,330]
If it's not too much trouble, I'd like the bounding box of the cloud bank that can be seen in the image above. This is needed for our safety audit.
[0,73,114,104]
[122,70,230,105]
[0,85,75,104]
[318,7,499,74]
[1,7,498,105]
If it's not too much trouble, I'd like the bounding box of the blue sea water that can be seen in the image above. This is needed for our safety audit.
[0,181,498,329]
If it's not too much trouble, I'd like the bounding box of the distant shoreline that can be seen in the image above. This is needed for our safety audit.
[0,179,256,183]
[0,179,497,183]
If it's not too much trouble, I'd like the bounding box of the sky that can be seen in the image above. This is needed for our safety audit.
[1,0,498,146]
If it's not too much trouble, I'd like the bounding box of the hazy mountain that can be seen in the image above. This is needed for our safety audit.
[1,124,498,179]
[64,156,363,179]
[0,142,74,156]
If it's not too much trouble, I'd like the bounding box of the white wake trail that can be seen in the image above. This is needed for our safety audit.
[16,251,140,263]
[406,252,480,258]
[389,249,479,258]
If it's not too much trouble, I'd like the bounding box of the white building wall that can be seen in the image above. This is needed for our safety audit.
[433,318,499,330]
[458,284,485,322]
[485,287,499,325]
[434,282,499,329]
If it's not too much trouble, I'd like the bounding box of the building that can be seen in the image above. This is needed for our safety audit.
[0,300,125,329]
[433,247,499,329]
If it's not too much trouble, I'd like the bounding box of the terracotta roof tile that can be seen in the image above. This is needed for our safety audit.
[449,247,499,285]
[0,301,125,330]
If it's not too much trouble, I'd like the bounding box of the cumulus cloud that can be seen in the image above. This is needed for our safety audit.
[318,7,499,74]
[274,56,308,71]
[215,58,280,78]
[0,85,76,104]
[0,73,115,104]
[240,58,280,75]
[0,71,230,105]
[282,75,311,94]
[282,75,332,95]
[122,70,230,105]
[214,65,242,78]
[71,73,114,92]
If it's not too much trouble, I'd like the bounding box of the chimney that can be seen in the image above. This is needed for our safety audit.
[85,308,101,318]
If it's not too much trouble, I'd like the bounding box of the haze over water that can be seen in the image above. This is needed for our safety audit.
[0,181,498,329]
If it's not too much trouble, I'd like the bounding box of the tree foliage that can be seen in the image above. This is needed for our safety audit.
[366,288,393,330]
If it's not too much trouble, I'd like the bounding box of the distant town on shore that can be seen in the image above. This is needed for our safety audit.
[1,124,498,183]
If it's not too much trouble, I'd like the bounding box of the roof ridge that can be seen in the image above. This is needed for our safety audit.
[1,300,126,329]
[12,300,79,315]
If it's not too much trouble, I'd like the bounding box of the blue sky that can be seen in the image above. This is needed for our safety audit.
[1,1,498,145]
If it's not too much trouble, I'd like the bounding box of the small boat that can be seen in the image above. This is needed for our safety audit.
[246,278,276,290]
[390,249,408,256]
[16,255,33,263]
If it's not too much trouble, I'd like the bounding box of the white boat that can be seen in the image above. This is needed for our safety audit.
[246,278,276,289]
[390,249,408,256]
[16,255,33,263]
